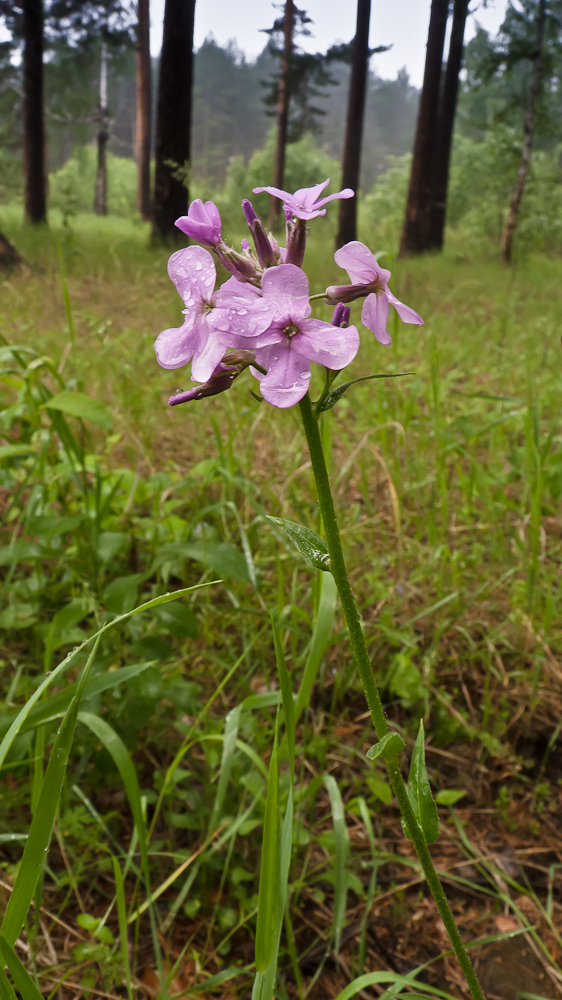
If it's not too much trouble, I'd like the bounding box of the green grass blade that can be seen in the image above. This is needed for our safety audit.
[0,936,43,1000]
[209,704,241,835]
[0,582,216,772]
[0,966,18,1000]
[255,718,280,973]
[406,720,439,845]
[1,638,100,948]
[252,786,294,1000]
[324,774,349,953]
[77,711,168,1000]
[271,617,295,779]
[295,571,337,723]
[111,855,133,1000]
[331,973,455,1000]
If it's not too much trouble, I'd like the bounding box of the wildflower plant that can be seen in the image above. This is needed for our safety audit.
[156,183,485,1000]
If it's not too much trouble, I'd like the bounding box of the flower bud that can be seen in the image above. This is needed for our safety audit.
[215,244,259,282]
[331,303,351,327]
[285,218,306,268]
[168,352,256,406]
[324,282,370,304]
[242,199,277,268]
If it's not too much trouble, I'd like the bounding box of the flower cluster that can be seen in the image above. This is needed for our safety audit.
[155,181,423,409]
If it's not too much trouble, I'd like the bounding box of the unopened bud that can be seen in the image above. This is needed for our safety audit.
[285,218,306,267]
[325,282,370,304]
[331,304,351,327]
[168,352,256,406]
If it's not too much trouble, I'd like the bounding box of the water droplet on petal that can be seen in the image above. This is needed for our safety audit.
[300,371,310,379]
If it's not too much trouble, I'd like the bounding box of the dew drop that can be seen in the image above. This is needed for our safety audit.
[300,371,310,379]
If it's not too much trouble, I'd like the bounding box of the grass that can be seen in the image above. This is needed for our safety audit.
[0,204,561,1000]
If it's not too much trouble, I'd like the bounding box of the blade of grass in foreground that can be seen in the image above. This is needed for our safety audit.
[111,855,133,1000]
[324,774,350,954]
[295,571,337,723]
[0,935,44,1000]
[0,637,100,949]
[254,716,280,974]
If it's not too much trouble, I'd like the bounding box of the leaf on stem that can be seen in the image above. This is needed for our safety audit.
[366,732,406,762]
[267,517,330,572]
[403,720,439,845]
[317,372,416,413]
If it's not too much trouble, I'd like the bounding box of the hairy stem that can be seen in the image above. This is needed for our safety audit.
[298,391,485,1000]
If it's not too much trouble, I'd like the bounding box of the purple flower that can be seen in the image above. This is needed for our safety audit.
[175,199,222,246]
[154,246,276,382]
[249,264,359,409]
[331,303,351,328]
[168,351,256,406]
[253,179,354,222]
[329,242,423,346]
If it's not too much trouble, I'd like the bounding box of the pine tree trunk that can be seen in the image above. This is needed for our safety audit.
[151,0,195,242]
[501,0,546,264]
[427,0,469,251]
[23,0,47,224]
[335,0,371,248]
[268,0,294,231]
[94,43,109,216]
[136,0,152,220]
[399,0,448,256]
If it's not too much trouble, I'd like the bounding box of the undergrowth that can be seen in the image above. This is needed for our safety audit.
[0,210,561,999]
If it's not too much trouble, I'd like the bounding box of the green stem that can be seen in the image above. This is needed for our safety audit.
[298,392,485,1000]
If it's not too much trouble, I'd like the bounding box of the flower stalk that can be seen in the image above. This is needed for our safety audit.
[297,391,485,1000]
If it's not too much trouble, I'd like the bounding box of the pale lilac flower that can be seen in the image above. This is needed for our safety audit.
[154,247,276,382]
[168,352,256,406]
[175,199,222,246]
[249,264,359,409]
[253,179,353,222]
[329,241,423,346]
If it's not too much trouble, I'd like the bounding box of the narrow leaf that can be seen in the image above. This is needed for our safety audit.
[255,724,280,972]
[324,775,349,953]
[271,618,295,779]
[318,372,415,413]
[267,517,330,572]
[405,720,439,845]
[0,938,42,1000]
[366,732,405,762]
[295,572,338,722]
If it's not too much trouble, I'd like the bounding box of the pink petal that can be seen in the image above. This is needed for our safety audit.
[313,188,354,209]
[252,185,292,201]
[387,289,424,326]
[262,264,310,309]
[294,319,360,370]
[154,316,198,370]
[188,199,209,223]
[362,292,392,345]
[168,246,216,305]
[191,321,227,382]
[204,201,221,228]
[334,241,388,286]
[293,179,330,209]
[259,342,311,409]
[210,296,277,339]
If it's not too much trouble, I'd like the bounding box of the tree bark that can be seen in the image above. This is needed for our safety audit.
[151,0,195,242]
[94,42,109,216]
[23,0,47,224]
[136,0,151,220]
[335,0,371,248]
[268,0,294,231]
[501,0,546,264]
[399,0,448,256]
[427,0,469,251]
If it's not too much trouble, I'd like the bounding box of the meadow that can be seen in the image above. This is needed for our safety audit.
[0,203,561,1000]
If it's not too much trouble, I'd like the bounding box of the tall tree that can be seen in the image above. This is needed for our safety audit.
[135,0,151,219]
[269,0,295,230]
[336,0,371,247]
[23,0,47,224]
[399,0,448,256]
[94,41,109,214]
[427,0,469,250]
[151,0,195,241]
[501,0,547,263]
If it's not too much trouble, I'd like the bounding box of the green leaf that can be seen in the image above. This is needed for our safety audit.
[405,720,439,844]
[331,973,455,1000]
[324,775,349,953]
[0,543,42,567]
[255,723,280,972]
[367,776,392,804]
[267,517,330,572]
[103,575,142,615]
[272,618,295,780]
[436,789,466,806]
[0,444,35,461]
[44,390,113,432]
[208,705,241,835]
[1,639,100,948]
[0,938,43,1000]
[295,572,338,722]
[153,542,250,583]
[317,372,415,413]
[366,732,406,762]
